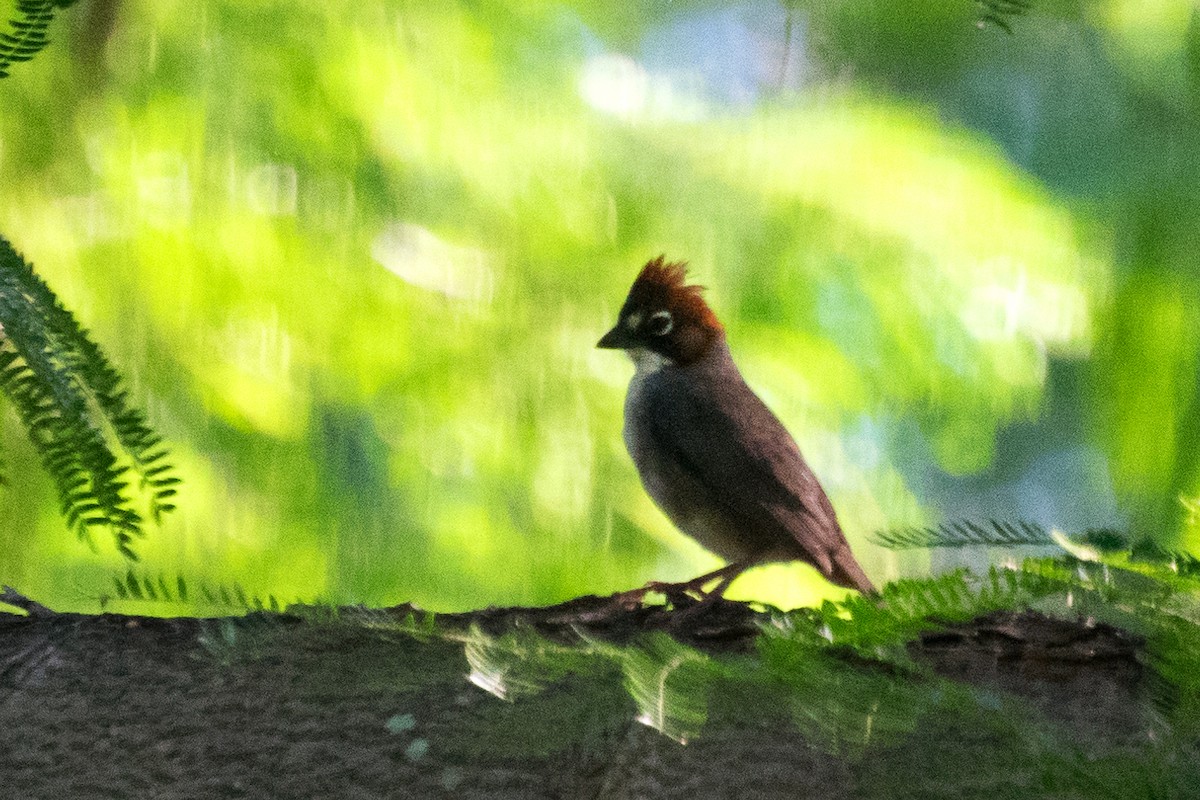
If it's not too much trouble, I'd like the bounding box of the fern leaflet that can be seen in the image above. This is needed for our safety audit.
[0,235,179,557]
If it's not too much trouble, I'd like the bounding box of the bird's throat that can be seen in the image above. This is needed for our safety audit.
[628,347,674,375]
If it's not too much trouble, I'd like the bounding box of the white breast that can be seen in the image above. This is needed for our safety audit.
[628,346,672,376]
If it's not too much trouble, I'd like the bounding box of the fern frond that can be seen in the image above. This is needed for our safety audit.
[872,518,1055,550]
[873,520,1198,588]
[0,0,53,78]
[0,235,179,557]
[782,564,1068,659]
[102,568,284,613]
[975,0,1031,34]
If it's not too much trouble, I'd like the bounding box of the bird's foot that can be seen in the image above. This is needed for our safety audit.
[606,577,713,611]
[642,578,713,608]
[608,584,657,610]
[609,564,747,613]
[649,563,747,607]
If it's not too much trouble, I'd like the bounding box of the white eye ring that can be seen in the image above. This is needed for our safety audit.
[649,310,673,336]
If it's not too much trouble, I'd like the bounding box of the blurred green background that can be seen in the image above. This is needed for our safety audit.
[1,0,1197,613]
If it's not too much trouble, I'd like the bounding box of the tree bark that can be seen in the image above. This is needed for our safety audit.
[0,589,1165,799]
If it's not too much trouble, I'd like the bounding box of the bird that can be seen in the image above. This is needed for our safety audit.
[597,256,876,602]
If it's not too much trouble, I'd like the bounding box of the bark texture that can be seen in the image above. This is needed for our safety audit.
[0,589,1169,800]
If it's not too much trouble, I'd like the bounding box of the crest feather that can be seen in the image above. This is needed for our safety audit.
[626,255,722,333]
[633,255,688,293]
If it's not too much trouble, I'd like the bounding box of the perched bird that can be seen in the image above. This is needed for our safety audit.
[598,256,876,599]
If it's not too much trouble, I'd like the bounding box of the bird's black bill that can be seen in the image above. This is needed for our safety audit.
[597,325,635,349]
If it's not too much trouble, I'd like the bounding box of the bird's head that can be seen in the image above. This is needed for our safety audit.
[597,256,724,368]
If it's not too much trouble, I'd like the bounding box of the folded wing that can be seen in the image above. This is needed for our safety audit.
[645,372,874,593]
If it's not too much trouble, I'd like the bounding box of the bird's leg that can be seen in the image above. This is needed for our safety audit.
[698,562,748,599]
[646,562,739,599]
[644,561,751,609]
[609,562,751,610]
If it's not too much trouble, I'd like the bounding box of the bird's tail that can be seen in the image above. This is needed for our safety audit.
[829,547,877,596]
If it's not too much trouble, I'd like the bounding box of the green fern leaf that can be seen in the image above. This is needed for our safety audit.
[872,518,1055,549]
[0,235,180,557]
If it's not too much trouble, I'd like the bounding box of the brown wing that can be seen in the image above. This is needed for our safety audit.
[645,371,874,593]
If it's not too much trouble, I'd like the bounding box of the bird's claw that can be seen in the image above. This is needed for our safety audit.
[607,578,708,611]
[643,579,708,607]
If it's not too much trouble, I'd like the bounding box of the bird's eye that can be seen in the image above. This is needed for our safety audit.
[648,310,673,336]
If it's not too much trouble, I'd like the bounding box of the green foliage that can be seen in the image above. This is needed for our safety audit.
[872,518,1146,554]
[0,0,75,78]
[1,0,1198,611]
[801,548,1200,737]
[102,567,280,612]
[0,235,179,558]
[745,549,1200,774]
[774,565,1069,665]
[873,518,1056,549]
[975,0,1031,34]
